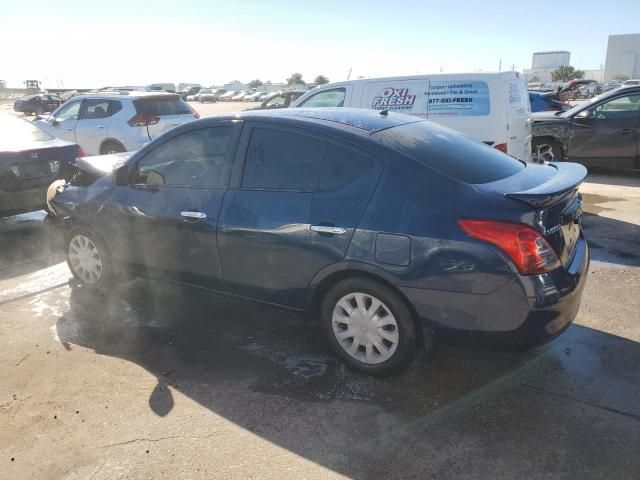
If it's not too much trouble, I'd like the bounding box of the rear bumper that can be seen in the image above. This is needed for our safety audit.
[402,235,590,349]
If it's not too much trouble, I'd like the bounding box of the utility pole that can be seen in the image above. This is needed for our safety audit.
[347,68,352,80]
[498,59,502,72]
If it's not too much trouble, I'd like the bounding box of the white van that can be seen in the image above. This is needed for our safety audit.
[291,72,532,160]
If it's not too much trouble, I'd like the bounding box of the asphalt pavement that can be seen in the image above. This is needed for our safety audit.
[0,166,638,478]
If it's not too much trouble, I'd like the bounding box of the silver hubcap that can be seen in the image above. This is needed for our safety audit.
[533,143,555,162]
[332,292,399,365]
[69,235,103,284]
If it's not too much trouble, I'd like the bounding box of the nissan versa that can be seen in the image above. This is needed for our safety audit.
[48,108,589,376]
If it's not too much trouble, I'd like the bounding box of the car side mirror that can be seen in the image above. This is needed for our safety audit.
[575,110,592,121]
[114,164,130,186]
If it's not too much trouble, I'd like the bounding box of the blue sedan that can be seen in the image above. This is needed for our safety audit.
[49,108,589,375]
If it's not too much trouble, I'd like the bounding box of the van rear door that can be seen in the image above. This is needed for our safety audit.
[503,77,532,161]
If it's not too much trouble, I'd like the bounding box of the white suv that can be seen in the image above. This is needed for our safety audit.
[35,91,199,155]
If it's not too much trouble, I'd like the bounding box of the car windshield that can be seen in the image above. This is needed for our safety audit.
[0,116,54,146]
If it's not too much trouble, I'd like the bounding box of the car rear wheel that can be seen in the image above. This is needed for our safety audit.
[100,141,126,155]
[66,228,113,289]
[35,105,44,115]
[532,138,562,163]
[321,277,417,376]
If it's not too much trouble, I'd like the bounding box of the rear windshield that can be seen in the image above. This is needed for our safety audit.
[375,121,524,184]
[134,97,192,116]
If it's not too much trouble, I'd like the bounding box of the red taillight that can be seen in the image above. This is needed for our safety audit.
[458,219,561,275]
[76,145,87,158]
[128,114,160,127]
[494,143,508,154]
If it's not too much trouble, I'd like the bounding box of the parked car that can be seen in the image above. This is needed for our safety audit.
[248,90,306,110]
[601,80,622,92]
[532,86,640,170]
[34,91,199,155]
[291,72,532,160]
[243,91,264,101]
[219,90,237,101]
[197,89,217,103]
[232,91,250,101]
[145,83,176,93]
[180,85,201,100]
[13,94,63,116]
[0,115,80,217]
[622,79,640,87]
[49,108,589,376]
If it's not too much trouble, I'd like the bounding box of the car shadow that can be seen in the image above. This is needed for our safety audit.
[52,279,640,478]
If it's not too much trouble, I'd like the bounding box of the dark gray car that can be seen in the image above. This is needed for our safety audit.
[532,86,640,170]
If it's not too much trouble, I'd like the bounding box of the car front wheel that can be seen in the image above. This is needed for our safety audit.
[321,277,417,376]
[66,228,113,289]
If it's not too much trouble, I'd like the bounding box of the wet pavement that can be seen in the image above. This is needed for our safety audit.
[0,172,639,479]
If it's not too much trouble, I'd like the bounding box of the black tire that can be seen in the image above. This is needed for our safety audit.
[321,277,417,376]
[532,138,563,163]
[100,140,126,155]
[35,105,44,115]
[66,227,114,290]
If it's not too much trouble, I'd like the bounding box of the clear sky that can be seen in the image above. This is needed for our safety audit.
[2,0,639,88]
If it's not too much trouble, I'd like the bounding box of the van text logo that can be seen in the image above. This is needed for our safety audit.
[372,88,416,110]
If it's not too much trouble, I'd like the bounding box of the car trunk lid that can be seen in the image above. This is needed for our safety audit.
[475,162,587,267]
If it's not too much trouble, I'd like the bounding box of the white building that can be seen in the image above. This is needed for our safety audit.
[523,51,571,82]
[604,34,640,81]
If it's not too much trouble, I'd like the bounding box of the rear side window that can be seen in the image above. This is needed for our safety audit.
[109,100,123,116]
[133,126,234,187]
[81,99,111,119]
[319,143,373,191]
[135,97,192,116]
[242,128,324,190]
[298,88,346,108]
[375,121,524,184]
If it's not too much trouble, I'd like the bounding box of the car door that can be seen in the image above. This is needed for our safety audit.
[101,122,240,289]
[75,98,113,155]
[567,93,640,170]
[217,123,382,308]
[47,99,82,143]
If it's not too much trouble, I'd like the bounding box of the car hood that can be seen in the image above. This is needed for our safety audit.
[74,152,132,177]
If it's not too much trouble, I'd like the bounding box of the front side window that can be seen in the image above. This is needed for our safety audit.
[56,101,82,120]
[241,128,324,190]
[298,88,346,108]
[133,127,234,187]
[591,94,640,119]
[81,99,111,119]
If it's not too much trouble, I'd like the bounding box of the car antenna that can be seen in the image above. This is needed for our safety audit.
[379,109,389,116]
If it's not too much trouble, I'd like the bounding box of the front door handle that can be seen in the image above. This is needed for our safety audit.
[181,211,207,220]
[311,225,347,235]
[97,125,105,129]
[619,128,632,135]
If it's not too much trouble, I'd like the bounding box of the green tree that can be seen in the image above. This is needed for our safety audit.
[249,79,263,89]
[286,72,305,85]
[551,66,585,82]
[314,75,329,85]
[613,74,630,81]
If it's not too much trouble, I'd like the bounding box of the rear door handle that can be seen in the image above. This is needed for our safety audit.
[181,211,207,220]
[311,225,347,235]
[97,125,105,129]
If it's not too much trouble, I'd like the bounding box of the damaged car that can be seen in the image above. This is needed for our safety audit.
[532,85,640,170]
[49,108,590,376]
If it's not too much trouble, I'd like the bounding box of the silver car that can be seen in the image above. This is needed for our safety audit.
[35,91,199,155]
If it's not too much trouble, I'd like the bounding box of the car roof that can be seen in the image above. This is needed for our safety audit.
[200,107,424,134]
[68,91,179,101]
